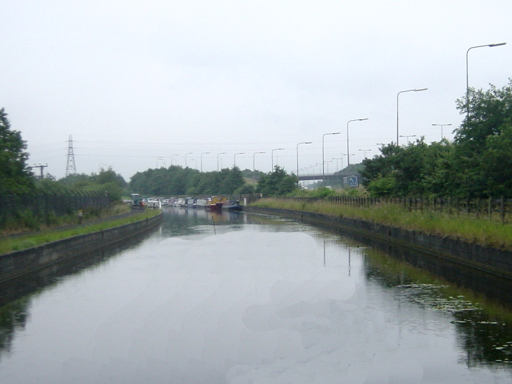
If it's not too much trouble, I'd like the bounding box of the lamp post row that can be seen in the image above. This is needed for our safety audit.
[166,42,507,174]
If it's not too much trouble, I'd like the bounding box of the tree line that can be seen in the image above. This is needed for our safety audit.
[362,80,512,198]
[129,165,297,197]
[2,79,511,223]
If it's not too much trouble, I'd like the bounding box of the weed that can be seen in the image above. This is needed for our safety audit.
[252,198,512,251]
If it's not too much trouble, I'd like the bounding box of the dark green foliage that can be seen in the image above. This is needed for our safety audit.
[1,179,113,231]
[480,125,512,197]
[58,168,126,201]
[235,183,256,195]
[366,176,397,197]
[256,166,298,197]
[362,139,456,197]
[0,108,34,194]
[362,81,512,198]
[452,81,512,198]
[129,166,246,196]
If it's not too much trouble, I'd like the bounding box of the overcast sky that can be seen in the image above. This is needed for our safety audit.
[1,0,511,180]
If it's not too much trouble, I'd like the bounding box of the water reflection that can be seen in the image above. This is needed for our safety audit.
[1,209,512,382]
[0,228,159,360]
[0,298,29,360]
[363,247,512,369]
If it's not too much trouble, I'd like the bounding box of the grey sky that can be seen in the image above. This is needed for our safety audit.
[1,0,511,180]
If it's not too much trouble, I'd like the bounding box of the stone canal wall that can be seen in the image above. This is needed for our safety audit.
[245,206,512,280]
[0,213,162,284]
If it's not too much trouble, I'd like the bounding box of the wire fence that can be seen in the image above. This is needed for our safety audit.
[279,196,512,224]
[0,190,113,229]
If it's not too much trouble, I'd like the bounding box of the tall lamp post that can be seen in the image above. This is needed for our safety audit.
[296,141,312,177]
[252,151,265,171]
[216,152,226,171]
[396,88,428,146]
[200,152,210,172]
[233,152,245,168]
[332,157,343,172]
[399,134,416,145]
[184,152,193,168]
[271,148,284,171]
[466,42,506,116]
[171,154,180,166]
[346,118,368,166]
[358,148,372,160]
[322,132,340,176]
[325,159,335,174]
[432,123,452,140]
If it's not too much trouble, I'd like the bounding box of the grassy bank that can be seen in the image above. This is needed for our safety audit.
[1,203,132,236]
[0,208,161,255]
[251,198,512,251]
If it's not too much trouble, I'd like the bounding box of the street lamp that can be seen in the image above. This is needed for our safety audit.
[399,134,416,145]
[466,42,506,116]
[200,152,210,172]
[346,118,368,166]
[216,152,226,171]
[432,123,452,140]
[271,148,284,171]
[358,148,372,159]
[184,152,193,168]
[156,156,166,168]
[252,151,265,171]
[296,141,312,177]
[322,132,340,176]
[332,157,343,172]
[170,154,181,166]
[325,159,335,174]
[396,88,428,146]
[233,152,245,168]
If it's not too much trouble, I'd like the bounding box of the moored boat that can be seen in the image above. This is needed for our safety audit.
[208,196,227,211]
[223,200,242,211]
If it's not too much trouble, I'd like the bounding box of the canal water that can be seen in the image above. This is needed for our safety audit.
[1,208,512,383]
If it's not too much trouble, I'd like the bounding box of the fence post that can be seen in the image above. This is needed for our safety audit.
[500,196,505,224]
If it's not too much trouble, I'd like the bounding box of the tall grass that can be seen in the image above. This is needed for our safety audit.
[251,198,512,251]
[0,209,161,255]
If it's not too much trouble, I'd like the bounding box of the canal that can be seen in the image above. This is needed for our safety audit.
[1,208,512,383]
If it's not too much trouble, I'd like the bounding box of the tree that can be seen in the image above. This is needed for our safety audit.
[362,139,454,197]
[58,168,127,201]
[256,166,298,196]
[129,165,248,196]
[454,80,512,197]
[0,108,33,194]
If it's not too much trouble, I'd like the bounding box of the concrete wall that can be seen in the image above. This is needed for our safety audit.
[245,207,512,280]
[0,213,162,284]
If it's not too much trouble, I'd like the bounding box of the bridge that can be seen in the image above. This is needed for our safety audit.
[297,174,341,181]
[297,173,360,186]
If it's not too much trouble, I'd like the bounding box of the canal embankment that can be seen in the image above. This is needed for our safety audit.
[0,209,162,284]
[245,203,512,280]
